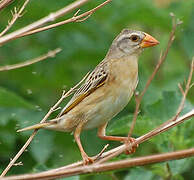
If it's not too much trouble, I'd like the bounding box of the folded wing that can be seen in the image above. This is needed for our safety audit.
[58,60,108,116]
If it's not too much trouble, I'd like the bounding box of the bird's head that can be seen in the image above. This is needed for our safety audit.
[108,29,159,58]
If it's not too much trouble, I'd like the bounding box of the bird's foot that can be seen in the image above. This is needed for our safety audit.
[124,137,138,155]
[81,152,94,165]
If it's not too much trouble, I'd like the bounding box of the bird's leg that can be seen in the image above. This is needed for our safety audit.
[74,122,93,165]
[98,122,138,154]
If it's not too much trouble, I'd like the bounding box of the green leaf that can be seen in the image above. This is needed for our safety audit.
[124,167,154,180]
[107,115,154,136]
[32,164,48,173]
[168,158,193,175]
[107,115,133,136]
[145,91,181,121]
[150,163,166,178]
[182,12,194,59]
[30,130,54,163]
[0,87,34,109]
[0,107,44,127]
[59,176,79,180]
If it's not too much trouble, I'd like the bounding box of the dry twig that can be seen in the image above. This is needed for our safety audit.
[16,0,112,38]
[0,0,112,46]
[128,13,182,137]
[0,72,90,177]
[0,48,61,72]
[148,58,193,134]
[0,0,90,45]
[0,0,14,11]
[0,0,30,37]
[172,59,194,120]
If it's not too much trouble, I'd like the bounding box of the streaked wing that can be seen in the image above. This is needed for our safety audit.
[58,61,108,116]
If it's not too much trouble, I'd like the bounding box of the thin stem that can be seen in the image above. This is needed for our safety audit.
[0,48,61,72]
[172,59,193,121]
[0,0,30,37]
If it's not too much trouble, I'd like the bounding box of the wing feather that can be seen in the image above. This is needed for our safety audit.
[58,61,108,116]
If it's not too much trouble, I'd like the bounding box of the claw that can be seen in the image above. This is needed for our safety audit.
[82,152,94,165]
[124,137,138,155]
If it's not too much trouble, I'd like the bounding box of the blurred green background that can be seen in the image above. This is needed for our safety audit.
[0,0,193,179]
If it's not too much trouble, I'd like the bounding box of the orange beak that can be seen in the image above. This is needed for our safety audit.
[140,33,159,48]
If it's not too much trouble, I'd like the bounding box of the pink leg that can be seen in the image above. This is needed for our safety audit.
[98,122,138,154]
[74,122,93,165]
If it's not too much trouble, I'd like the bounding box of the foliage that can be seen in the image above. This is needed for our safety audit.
[0,0,193,179]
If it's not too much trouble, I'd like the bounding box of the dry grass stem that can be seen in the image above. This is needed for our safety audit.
[178,83,185,96]
[0,48,61,72]
[172,59,193,121]
[128,14,182,137]
[0,0,30,37]
[149,59,193,133]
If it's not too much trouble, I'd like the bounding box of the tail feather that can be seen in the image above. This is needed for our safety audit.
[17,122,53,132]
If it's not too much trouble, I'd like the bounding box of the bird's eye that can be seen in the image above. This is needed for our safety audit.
[130,35,140,42]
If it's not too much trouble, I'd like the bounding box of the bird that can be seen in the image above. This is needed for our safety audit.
[18,29,159,164]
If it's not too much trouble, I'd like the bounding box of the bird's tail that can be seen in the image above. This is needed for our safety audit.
[17,121,56,132]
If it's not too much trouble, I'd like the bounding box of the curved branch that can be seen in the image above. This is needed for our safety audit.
[0,48,61,71]
[16,0,112,39]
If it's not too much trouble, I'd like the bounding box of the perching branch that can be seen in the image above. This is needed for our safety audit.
[2,110,194,180]
[0,0,30,37]
[0,72,90,177]
[0,48,61,72]
[128,13,183,137]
